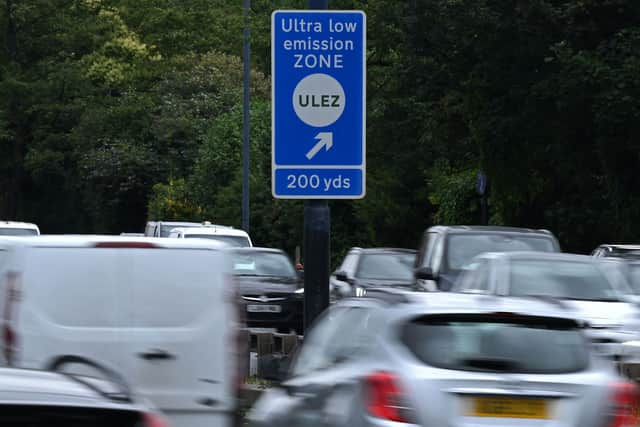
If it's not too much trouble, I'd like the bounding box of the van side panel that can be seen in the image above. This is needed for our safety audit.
[18,248,126,373]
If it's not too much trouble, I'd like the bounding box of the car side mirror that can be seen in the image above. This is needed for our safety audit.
[415,266,436,281]
[335,271,349,282]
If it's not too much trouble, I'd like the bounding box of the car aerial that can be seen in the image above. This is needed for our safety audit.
[169,224,253,247]
[0,235,241,427]
[452,251,640,357]
[592,244,640,260]
[232,248,303,334]
[0,221,40,236]
[331,247,416,300]
[0,357,168,426]
[413,225,562,291]
[248,290,637,427]
[144,220,203,237]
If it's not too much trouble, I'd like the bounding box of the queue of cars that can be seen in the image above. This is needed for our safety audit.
[4,217,640,427]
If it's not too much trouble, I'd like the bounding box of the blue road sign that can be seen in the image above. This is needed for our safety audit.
[272,10,366,199]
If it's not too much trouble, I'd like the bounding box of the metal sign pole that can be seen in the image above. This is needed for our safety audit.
[304,0,330,333]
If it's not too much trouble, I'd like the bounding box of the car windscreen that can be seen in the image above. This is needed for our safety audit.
[185,234,251,247]
[447,234,556,270]
[232,251,296,278]
[355,252,416,281]
[402,315,589,374]
[509,259,622,301]
[0,228,38,236]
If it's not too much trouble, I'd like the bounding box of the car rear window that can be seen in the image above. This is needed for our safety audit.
[401,315,589,374]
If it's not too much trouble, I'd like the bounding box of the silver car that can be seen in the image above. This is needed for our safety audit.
[0,356,168,426]
[452,252,640,357]
[248,290,636,427]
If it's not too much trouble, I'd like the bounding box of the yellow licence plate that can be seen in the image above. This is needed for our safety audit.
[471,397,550,419]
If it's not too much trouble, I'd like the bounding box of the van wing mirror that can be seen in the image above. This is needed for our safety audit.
[415,266,435,281]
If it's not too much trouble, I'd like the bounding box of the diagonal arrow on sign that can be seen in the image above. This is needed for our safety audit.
[306,132,333,160]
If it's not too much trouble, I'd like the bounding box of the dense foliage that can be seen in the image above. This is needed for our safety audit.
[2,0,640,264]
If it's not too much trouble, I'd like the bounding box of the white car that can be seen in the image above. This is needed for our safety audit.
[169,225,253,247]
[0,235,242,427]
[0,221,40,236]
[452,251,640,358]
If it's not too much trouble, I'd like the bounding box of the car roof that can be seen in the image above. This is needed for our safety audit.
[0,367,143,410]
[232,247,286,254]
[348,247,417,254]
[0,221,39,229]
[157,221,201,227]
[475,251,596,263]
[427,225,554,235]
[0,235,227,250]
[358,290,586,323]
[598,244,640,251]
[173,227,249,237]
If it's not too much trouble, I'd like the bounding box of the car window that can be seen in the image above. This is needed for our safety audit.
[508,259,622,301]
[339,252,359,275]
[0,228,38,236]
[402,315,589,374]
[430,235,444,273]
[292,307,375,377]
[447,234,556,270]
[418,232,438,268]
[355,252,415,281]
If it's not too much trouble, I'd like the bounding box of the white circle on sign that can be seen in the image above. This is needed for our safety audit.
[292,73,345,128]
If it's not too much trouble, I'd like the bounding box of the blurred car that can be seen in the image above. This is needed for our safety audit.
[413,225,561,291]
[232,248,303,334]
[248,290,636,427]
[0,220,39,236]
[0,235,240,427]
[592,244,640,260]
[330,248,416,300]
[452,252,640,356]
[0,357,168,426]
[169,225,253,247]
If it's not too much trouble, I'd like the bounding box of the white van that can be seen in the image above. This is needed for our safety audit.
[169,226,253,248]
[0,221,40,236]
[144,221,203,237]
[0,236,241,427]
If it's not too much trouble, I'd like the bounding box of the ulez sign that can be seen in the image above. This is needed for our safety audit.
[271,10,366,199]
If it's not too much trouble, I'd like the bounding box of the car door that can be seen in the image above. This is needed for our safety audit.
[282,304,380,427]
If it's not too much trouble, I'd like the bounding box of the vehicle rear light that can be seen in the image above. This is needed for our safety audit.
[94,242,159,248]
[3,272,20,366]
[608,381,640,427]
[142,412,170,427]
[365,371,414,423]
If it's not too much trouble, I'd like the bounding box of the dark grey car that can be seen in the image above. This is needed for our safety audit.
[413,226,561,291]
[248,291,634,427]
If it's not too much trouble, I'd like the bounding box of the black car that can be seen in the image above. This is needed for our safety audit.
[331,248,417,300]
[414,225,562,291]
[232,248,304,334]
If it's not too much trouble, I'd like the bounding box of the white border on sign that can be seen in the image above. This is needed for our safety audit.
[271,9,366,200]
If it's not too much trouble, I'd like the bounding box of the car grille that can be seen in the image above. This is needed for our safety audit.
[0,406,141,426]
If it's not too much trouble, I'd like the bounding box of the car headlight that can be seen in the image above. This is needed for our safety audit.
[355,286,367,297]
[294,288,304,294]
